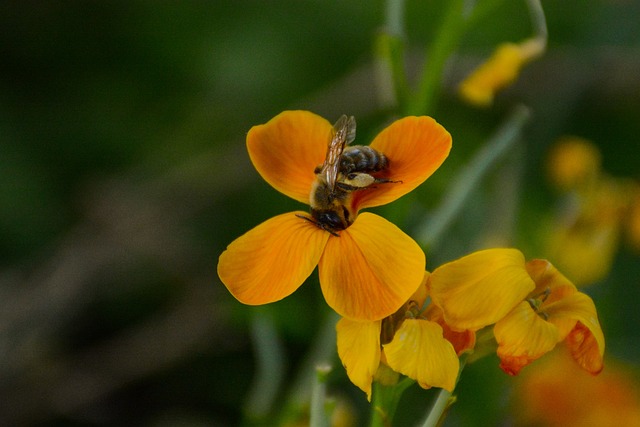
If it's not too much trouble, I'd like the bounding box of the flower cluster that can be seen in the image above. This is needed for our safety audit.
[217,112,605,406]
[336,248,605,398]
[544,136,640,285]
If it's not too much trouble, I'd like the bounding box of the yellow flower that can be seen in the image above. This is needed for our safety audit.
[458,39,544,107]
[217,111,452,321]
[383,317,459,392]
[546,176,630,286]
[546,136,601,191]
[428,248,536,332]
[336,274,459,400]
[494,259,605,375]
[427,249,604,376]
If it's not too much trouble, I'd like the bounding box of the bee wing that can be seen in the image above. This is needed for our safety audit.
[320,115,356,189]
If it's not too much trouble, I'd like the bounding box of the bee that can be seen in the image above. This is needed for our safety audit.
[297,115,399,236]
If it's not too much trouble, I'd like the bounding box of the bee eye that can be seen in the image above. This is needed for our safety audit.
[347,173,357,180]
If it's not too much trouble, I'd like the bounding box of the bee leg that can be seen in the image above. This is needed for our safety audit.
[295,214,340,237]
[336,182,363,191]
[374,178,403,184]
[336,178,403,192]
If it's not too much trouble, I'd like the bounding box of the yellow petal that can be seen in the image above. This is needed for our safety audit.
[494,301,560,375]
[247,111,332,204]
[336,318,381,400]
[217,211,329,305]
[546,292,605,374]
[319,213,425,321]
[383,319,459,391]
[429,248,535,331]
[458,40,544,107]
[354,116,451,209]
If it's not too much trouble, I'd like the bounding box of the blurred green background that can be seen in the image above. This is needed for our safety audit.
[1,1,639,426]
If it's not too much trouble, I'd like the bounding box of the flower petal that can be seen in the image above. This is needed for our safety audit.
[218,211,329,305]
[354,116,451,209]
[458,39,544,107]
[319,213,425,321]
[526,260,605,374]
[525,259,577,299]
[336,318,381,400]
[383,319,459,391]
[546,292,605,374]
[425,303,476,356]
[566,322,604,375]
[494,301,559,375]
[429,248,535,331]
[247,111,333,204]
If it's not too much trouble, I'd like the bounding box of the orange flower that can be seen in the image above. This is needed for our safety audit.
[511,348,640,427]
[217,111,451,321]
[495,259,605,375]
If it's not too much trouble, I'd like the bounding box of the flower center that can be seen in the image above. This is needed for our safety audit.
[526,287,551,320]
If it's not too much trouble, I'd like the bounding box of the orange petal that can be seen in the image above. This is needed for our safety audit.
[429,248,535,331]
[354,116,452,209]
[319,213,425,321]
[336,318,382,400]
[410,271,430,309]
[545,292,605,374]
[383,319,459,391]
[494,301,560,375]
[425,303,476,355]
[217,211,329,305]
[247,111,332,204]
[525,259,577,298]
[566,322,604,375]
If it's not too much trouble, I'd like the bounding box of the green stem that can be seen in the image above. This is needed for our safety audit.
[243,312,285,422]
[310,365,332,427]
[385,0,405,36]
[526,0,548,45]
[370,376,415,427]
[419,355,468,427]
[278,310,339,425]
[415,104,532,249]
[466,0,507,27]
[420,389,453,427]
[377,0,409,109]
[405,0,466,116]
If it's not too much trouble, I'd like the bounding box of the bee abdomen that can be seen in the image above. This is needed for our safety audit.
[340,146,388,174]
